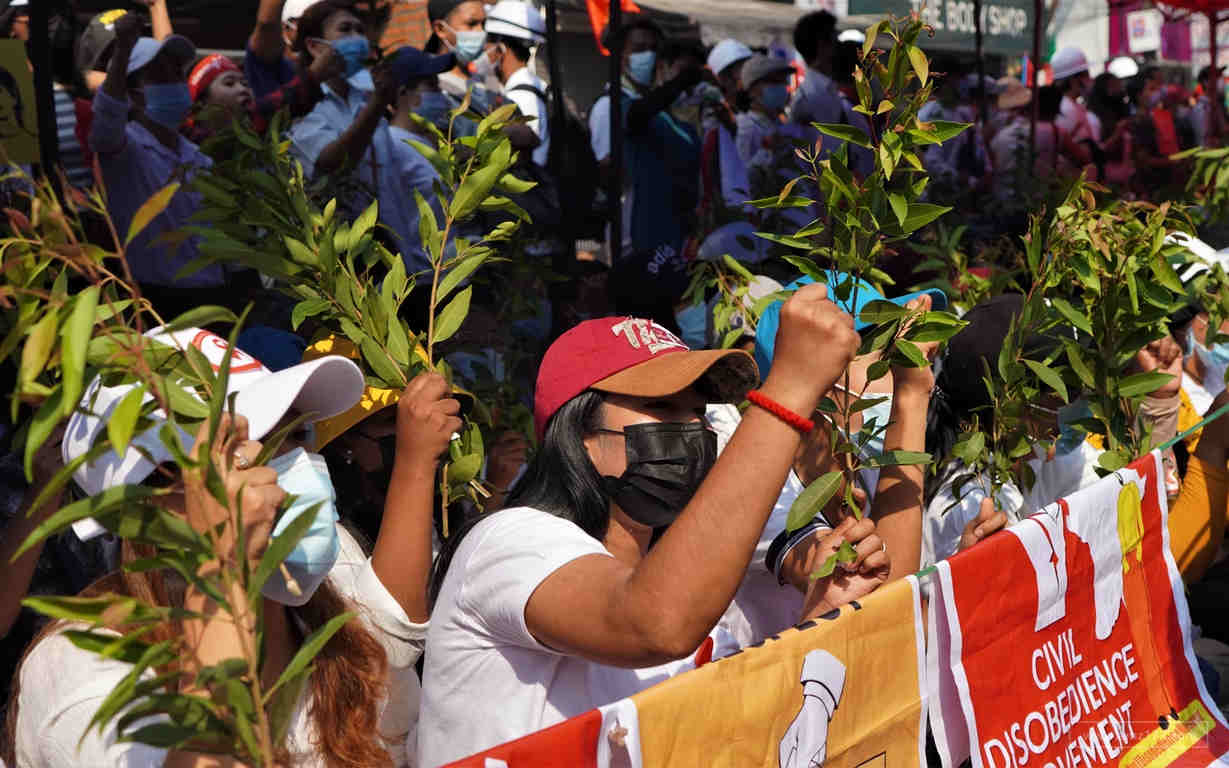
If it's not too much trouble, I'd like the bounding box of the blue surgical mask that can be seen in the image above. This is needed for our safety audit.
[449,27,487,64]
[416,90,453,129]
[675,302,708,350]
[328,35,370,79]
[859,394,893,459]
[627,50,656,86]
[264,448,340,606]
[1190,327,1229,391]
[142,82,191,129]
[759,83,789,112]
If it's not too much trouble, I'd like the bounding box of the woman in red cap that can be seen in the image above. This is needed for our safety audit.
[186,51,333,142]
[418,285,888,765]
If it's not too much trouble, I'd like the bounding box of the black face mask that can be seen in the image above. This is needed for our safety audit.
[601,421,718,530]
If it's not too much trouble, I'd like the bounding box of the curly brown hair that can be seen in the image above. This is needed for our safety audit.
[2,538,394,768]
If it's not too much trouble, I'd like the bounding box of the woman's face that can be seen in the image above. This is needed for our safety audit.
[205,71,254,115]
[433,0,485,48]
[0,86,19,138]
[584,387,707,479]
[322,9,364,41]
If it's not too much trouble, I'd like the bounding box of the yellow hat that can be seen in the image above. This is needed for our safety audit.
[303,336,406,450]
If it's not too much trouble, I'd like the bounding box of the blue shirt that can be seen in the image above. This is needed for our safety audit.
[289,74,441,274]
[244,44,296,102]
[88,90,223,287]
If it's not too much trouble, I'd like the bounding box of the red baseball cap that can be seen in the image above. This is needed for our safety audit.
[189,53,240,103]
[534,317,759,440]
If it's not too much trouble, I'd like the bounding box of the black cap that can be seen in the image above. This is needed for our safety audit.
[428,0,467,22]
[936,294,1063,416]
[75,8,129,74]
[387,46,454,83]
[600,11,662,51]
[1199,64,1225,83]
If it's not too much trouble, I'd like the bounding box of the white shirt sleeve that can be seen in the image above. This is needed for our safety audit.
[506,87,544,139]
[456,508,611,651]
[15,631,168,768]
[589,94,612,162]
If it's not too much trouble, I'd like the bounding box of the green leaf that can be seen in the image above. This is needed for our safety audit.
[164,380,210,419]
[350,200,379,248]
[893,338,928,367]
[106,385,146,456]
[291,298,331,330]
[1098,450,1129,472]
[59,285,99,419]
[249,500,323,603]
[1023,359,1069,403]
[161,305,239,333]
[906,43,928,85]
[450,139,512,221]
[722,254,754,282]
[754,232,814,250]
[898,203,951,234]
[864,450,932,468]
[23,387,64,482]
[952,431,986,466]
[125,183,180,246]
[436,254,485,304]
[432,285,472,345]
[858,300,909,325]
[850,396,889,414]
[888,192,908,226]
[447,452,482,486]
[813,122,872,149]
[264,612,355,701]
[1152,253,1185,294]
[18,311,57,387]
[1049,296,1092,335]
[95,503,210,552]
[1117,371,1175,398]
[786,470,842,533]
[415,191,441,261]
[386,319,411,368]
[1063,340,1096,389]
[283,236,320,267]
[359,335,405,387]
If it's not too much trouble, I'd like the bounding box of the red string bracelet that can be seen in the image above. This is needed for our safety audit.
[746,390,814,433]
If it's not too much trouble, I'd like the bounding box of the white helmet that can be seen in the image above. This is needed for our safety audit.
[706,39,752,77]
[1107,56,1140,79]
[1050,47,1090,81]
[485,1,547,45]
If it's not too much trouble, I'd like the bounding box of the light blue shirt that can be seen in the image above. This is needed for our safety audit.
[289,74,440,274]
[89,90,223,287]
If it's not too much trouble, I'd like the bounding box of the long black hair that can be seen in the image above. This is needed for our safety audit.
[427,390,611,609]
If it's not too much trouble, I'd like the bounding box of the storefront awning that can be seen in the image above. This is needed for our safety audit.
[846,0,1034,55]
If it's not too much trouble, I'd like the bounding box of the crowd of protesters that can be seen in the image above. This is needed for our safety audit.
[2,1,1229,766]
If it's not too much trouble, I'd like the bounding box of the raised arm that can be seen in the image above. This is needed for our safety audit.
[525,284,861,668]
[140,0,174,40]
[91,14,143,154]
[249,0,286,63]
[371,373,461,623]
[312,63,398,176]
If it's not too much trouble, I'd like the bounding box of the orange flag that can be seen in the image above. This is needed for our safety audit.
[586,0,642,55]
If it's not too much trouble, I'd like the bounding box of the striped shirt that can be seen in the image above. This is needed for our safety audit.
[53,86,91,189]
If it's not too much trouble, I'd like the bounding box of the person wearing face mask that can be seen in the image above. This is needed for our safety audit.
[1180,309,1229,415]
[483,1,551,166]
[288,1,443,275]
[735,55,807,200]
[1193,65,1226,148]
[89,15,253,319]
[186,52,325,143]
[425,0,495,116]
[588,13,703,330]
[244,0,333,102]
[5,326,457,767]
[419,287,882,764]
[389,60,453,140]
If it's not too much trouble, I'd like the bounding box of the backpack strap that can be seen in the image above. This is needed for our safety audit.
[508,83,548,101]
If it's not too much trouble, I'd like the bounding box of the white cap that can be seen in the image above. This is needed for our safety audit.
[1107,56,1139,79]
[1050,47,1089,81]
[485,0,546,44]
[126,35,196,75]
[707,39,753,78]
[9,1,28,8]
[63,327,364,540]
[837,29,865,43]
[282,0,319,25]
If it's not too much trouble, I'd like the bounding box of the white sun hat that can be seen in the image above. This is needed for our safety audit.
[707,39,753,78]
[63,326,364,540]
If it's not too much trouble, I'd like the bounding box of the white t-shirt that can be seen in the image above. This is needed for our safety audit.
[922,440,1102,568]
[417,506,738,766]
[13,526,427,768]
[1184,371,1220,416]
[503,66,550,167]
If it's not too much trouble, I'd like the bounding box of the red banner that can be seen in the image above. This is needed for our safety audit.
[585,0,642,55]
[929,452,1229,768]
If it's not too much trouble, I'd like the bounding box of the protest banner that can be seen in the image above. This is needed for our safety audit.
[928,451,1229,768]
[443,575,927,768]
[0,39,38,165]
